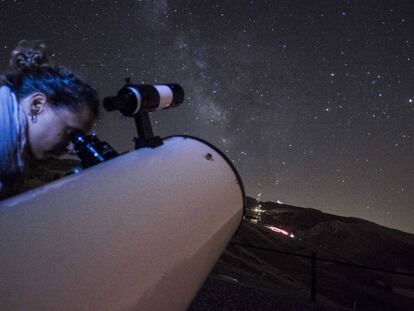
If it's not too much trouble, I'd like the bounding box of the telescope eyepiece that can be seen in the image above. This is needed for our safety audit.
[71,132,118,168]
[102,96,119,111]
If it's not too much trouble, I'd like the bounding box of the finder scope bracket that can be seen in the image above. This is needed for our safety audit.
[133,111,163,149]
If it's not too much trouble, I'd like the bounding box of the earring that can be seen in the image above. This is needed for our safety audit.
[30,106,40,123]
[30,113,38,123]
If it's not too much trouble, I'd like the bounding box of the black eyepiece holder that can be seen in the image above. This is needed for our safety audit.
[71,132,119,168]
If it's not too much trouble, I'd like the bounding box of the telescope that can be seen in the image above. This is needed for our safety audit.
[0,81,245,311]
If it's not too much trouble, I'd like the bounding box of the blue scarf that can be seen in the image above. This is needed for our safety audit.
[0,85,27,195]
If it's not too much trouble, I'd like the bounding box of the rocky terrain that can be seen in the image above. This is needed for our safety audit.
[190,197,414,310]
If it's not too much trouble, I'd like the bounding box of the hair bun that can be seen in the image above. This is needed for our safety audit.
[9,40,50,71]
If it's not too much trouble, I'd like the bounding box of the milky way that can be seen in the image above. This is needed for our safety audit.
[0,0,412,232]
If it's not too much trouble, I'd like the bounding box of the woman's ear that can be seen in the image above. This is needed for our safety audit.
[19,92,47,113]
[19,92,48,124]
[29,92,48,115]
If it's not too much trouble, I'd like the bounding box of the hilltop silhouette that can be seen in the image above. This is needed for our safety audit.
[191,196,414,310]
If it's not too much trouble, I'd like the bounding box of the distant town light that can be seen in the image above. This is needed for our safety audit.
[265,226,289,236]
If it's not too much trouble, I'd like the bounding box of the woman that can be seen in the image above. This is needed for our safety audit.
[0,40,99,198]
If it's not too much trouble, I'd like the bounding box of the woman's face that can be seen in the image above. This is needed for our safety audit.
[21,93,95,160]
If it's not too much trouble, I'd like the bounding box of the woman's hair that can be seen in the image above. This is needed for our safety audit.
[2,40,99,117]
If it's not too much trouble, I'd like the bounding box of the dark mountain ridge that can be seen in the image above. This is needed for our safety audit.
[197,196,414,310]
[245,196,414,272]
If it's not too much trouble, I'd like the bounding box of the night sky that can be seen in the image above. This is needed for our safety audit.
[1,1,413,233]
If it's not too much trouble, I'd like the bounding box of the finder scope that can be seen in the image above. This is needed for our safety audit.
[103,84,184,117]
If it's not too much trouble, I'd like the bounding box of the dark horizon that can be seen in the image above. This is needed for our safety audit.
[245,194,414,235]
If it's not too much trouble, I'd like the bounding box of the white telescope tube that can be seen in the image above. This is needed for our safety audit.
[0,136,244,311]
